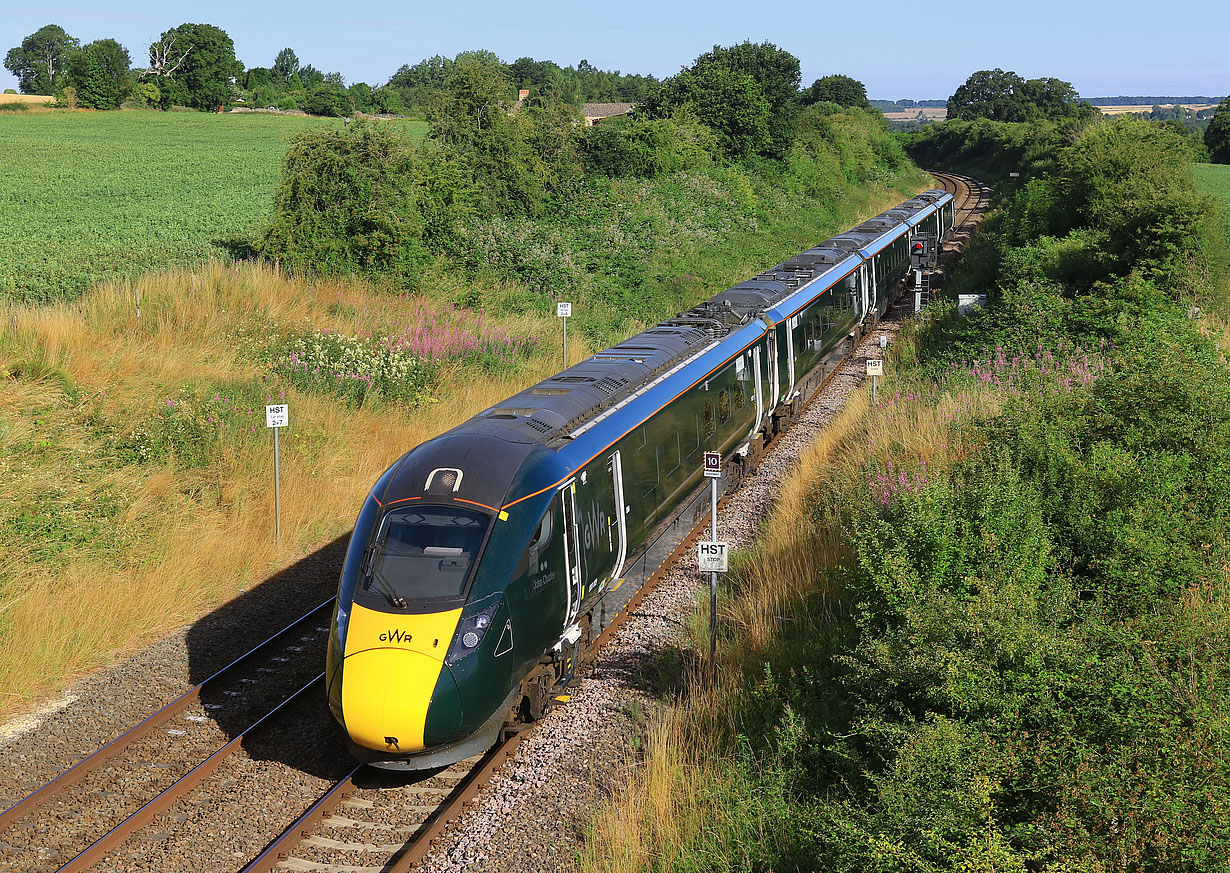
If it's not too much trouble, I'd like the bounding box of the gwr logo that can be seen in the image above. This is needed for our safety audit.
[380,629,412,644]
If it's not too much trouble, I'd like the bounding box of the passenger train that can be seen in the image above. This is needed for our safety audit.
[326,188,956,768]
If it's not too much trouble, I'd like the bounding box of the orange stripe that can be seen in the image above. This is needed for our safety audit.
[454,498,498,512]
[382,496,422,509]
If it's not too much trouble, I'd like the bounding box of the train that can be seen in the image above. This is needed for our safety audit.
[325,187,956,769]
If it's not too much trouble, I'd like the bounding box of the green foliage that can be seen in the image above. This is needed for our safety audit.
[1056,117,1215,269]
[261,121,432,275]
[947,68,1096,123]
[802,74,870,110]
[267,331,439,407]
[4,24,78,95]
[0,111,334,302]
[1204,97,1230,163]
[150,22,241,110]
[581,109,717,177]
[66,38,131,110]
[113,382,269,468]
[300,80,352,117]
[0,101,30,112]
[272,47,299,85]
[640,41,801,160]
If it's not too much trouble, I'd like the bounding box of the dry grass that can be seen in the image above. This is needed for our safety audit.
[0,93,52,104]
[579,336,1009,870]
[0,261,588,715]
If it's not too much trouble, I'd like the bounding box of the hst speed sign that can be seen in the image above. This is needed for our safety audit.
[698,541,729,572]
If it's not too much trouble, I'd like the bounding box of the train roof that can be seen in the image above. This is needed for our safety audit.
[449,191,940,446]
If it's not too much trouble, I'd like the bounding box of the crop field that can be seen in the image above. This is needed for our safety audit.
[1194,162,1230,242]
[0,111,426,302]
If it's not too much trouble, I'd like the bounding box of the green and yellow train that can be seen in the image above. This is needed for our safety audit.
[326,188,956,768]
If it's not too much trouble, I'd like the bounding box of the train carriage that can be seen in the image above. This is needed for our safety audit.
[326,188,955,769]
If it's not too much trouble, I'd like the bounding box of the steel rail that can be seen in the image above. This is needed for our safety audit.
[52,674,326,873]
[0,596,337,834]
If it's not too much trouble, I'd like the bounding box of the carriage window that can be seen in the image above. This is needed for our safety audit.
[528,510,553,553]
[702,401,716,440]
[718,389,731,424]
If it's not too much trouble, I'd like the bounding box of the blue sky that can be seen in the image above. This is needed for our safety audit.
[2,1,1227,100]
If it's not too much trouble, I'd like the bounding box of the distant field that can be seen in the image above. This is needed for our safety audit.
[0,93,52,105]
[1099,102,1216,115]
[1194,162,1230,243]
[882,107,947,122]
[0,111,428,302]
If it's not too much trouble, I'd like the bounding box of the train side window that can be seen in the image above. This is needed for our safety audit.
[702,401,716,440]
[528,510,553,554]
[718,389,731,423]
[734,380,746,411]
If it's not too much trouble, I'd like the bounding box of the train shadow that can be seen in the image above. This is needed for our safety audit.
[184,534,351,779]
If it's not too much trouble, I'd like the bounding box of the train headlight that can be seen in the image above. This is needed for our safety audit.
[445,601,500,665]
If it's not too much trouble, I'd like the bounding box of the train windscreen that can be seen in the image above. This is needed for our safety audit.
[363,505,489,605]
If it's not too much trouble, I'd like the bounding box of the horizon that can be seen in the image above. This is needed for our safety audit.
[3,0,1227,101]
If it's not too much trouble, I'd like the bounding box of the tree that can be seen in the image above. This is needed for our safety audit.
[388,54,455,90]
[640,41,798,159]
[66,38,131,109]
[272,47,299,84]
[147,23,241,110]
[298,64,324,88]
[4,24,79,94]
[947,68,1032,121]
[801,74,870,109]
[301,81,352,117]
[1205,97,1230,164]
[948,69,1094,122]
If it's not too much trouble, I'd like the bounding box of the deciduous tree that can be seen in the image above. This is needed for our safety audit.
[4,24,78,94]
[66,38,131,109]
[148,23,241,110]
[272,47,299,84]
[1205,97,1230,164]
[801,74,870,109]
[640,41,797,159]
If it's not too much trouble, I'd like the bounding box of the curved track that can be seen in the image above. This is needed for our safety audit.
[1,179,992,873]
[930,171,991,243]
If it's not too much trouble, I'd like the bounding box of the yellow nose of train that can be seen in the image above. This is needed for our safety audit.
[340,603,463,754]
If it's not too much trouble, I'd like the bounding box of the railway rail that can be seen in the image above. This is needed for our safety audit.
[0,176,987,873]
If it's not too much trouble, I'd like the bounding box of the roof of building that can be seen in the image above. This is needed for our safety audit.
[582,102,634,118]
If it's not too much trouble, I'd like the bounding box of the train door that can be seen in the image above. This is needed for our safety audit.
[767,330,780,407]
[785,315,797,393]
[559,480,583,631]
[860,263,872,318]
[606,452,627,584]
[751,346,764,437]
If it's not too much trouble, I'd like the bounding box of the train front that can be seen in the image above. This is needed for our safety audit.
[325,432,563,769]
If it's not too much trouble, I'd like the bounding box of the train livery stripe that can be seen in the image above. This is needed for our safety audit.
[499,330,767,511]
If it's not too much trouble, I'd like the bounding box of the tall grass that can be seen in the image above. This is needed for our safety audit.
[581,324,1017,870]
[0,262,577,714]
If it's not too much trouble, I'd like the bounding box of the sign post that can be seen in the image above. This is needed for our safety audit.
[866,359,883,406]
[265,404,289,541]
[702,451,724,677]
[556,302,572,368]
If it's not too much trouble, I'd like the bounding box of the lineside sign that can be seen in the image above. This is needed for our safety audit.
[698,541,729,572]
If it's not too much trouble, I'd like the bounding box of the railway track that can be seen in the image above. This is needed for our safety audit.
[0,178,992,873]
[931,170,991,239]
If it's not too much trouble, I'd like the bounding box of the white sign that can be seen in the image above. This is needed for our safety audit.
[866,359,884,377]
[703,451,722,478]
[698,541,729,572]
[556,302,572,318]
[265,404,289,428]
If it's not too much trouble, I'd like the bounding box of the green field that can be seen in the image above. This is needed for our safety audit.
[0,111,427,302]
[1194,162,1230,242]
